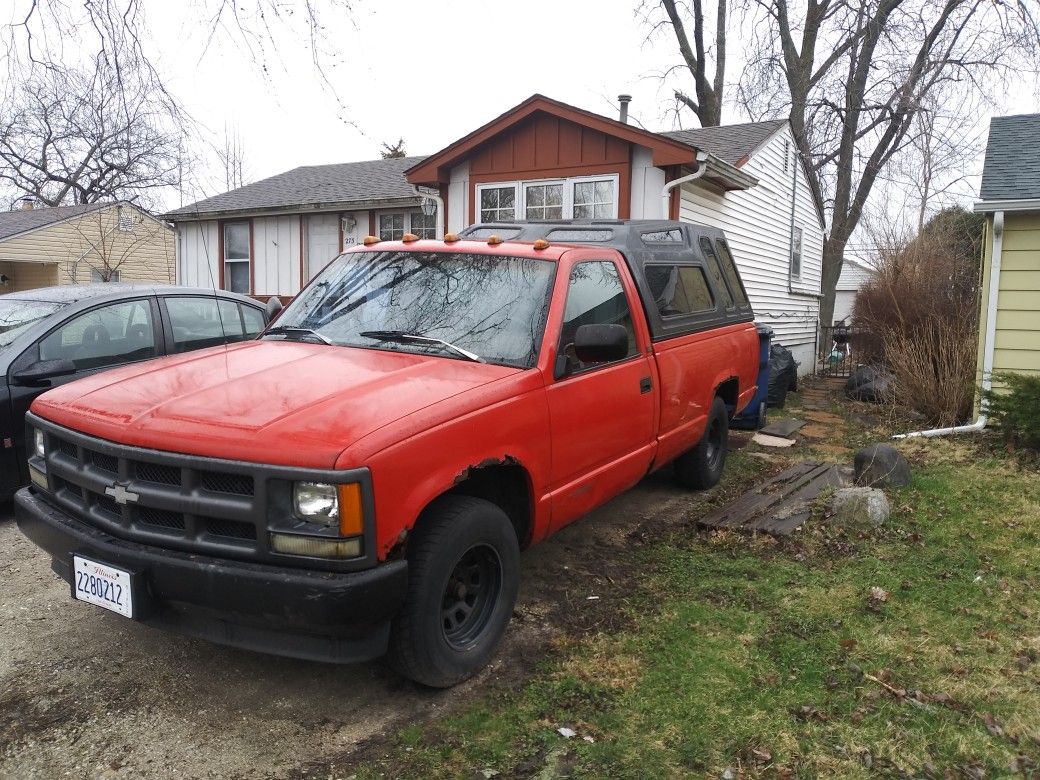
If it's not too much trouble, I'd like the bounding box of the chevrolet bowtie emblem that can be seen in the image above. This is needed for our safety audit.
[105,482,140,505]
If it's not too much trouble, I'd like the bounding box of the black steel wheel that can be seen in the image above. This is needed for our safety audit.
[388,495,519,688]
[441,544,503,650]
[675,395,730,490]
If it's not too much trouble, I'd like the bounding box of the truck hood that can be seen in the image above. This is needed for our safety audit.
[31,341,521,469]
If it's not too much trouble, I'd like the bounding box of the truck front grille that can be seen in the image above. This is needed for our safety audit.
[28,413,376,572]
[43,431,265,560]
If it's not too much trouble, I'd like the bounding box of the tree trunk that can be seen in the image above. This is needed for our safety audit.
[819,236,846,332]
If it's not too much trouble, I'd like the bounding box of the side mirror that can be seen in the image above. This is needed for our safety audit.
[573,324,629,364]
[265,296,284,321]
[11,358,77,386]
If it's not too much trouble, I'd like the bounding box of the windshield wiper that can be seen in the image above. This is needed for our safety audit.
[263,325,333,345]
[358,330,484,363]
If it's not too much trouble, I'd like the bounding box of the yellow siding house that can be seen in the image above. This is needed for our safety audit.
[0,201,174,294]
[974,114,1040,388]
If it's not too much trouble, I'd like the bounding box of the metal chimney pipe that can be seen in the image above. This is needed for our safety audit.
[618,94,632,124]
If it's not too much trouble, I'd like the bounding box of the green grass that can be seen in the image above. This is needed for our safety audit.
[341,444,1040,779]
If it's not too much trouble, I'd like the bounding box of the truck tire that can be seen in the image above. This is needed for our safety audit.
[388,495,520,688]
[675,396,729,489]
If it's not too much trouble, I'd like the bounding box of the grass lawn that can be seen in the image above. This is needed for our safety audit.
[339,401,1040,779]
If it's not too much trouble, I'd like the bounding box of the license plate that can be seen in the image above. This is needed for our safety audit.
[72,555,133,618]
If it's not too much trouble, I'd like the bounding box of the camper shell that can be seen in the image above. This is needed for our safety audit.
[460,219,755,340]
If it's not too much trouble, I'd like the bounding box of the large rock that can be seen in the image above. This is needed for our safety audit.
[854,444,911,488]
[829,487,891,526]
[845,365,892,403]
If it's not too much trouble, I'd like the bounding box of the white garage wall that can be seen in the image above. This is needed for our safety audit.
[253,215,302,296]
[176,220,220,288]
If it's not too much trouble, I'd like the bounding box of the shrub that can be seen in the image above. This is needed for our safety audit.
[984,372,1040,451]
[851,207,983,426]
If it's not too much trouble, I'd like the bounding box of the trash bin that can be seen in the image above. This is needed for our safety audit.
[731,324,772,430]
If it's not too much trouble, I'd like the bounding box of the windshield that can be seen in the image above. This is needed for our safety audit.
[271,250,557,367]
[0,299,65,348]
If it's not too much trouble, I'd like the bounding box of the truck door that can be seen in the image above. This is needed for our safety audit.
[546,258,657,532]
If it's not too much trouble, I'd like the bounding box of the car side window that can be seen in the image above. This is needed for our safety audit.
[699,238,735,309]
[38,299,157,370]
[166,296,242,353]
[645,265,715,317]
[557,261,637,375]
[714,240,750,307]
[241,305,265,337]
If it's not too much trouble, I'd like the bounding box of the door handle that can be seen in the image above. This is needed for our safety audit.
[639,376,652,394]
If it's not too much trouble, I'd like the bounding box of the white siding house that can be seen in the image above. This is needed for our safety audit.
[678,125,824,372]
[832,258,873,323]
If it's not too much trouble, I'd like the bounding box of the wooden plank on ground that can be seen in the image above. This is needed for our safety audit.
[697,461,845,536]
[760,418,807,438]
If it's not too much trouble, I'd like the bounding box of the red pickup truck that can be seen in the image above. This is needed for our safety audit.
[16,220,759,687]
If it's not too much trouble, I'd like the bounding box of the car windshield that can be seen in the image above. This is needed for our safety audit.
[271,250,557,367]
[0,299,65,348]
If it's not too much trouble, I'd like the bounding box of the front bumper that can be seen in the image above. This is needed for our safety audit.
[15,487,409,663]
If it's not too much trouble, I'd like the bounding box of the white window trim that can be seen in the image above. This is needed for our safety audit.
[474,183,520,222]
[790,224,803,280]
[376,210,437,240]
[475,173,621,222]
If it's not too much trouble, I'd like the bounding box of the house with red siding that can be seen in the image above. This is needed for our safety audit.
[165,94,825,372]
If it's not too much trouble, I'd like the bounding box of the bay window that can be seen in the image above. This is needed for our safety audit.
[476,174,619,223]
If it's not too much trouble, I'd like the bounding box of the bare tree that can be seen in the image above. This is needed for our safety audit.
[217,123,249,191]
[642,0,728,127]
[654,0,1039,328]
[380,139,408,159]
[0,57,184,207]
[62,205,175,284]
[1,1,358,126]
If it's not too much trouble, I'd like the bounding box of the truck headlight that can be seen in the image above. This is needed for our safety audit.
[292,482,364,537]
[33,428,45,458]
[294,482,339,523]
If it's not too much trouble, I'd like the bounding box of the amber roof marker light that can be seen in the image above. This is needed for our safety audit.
[443,233,460,243]
[402,233,419,243]
[487,235,503,246]
[533,239,550,250]
[362,235,380,246]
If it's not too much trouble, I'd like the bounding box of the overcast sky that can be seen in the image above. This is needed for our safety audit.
[148,0,747,207]
[8,0,1040,223]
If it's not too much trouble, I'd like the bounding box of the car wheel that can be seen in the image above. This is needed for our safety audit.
[388,495,519,688]
[675,396,729,490]
[756,400,768,430]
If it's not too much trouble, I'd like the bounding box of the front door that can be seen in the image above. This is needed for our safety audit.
[546,259,656,532]
[306,214,340,282]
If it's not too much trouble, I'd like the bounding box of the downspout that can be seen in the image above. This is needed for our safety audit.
[894,210,1003,439]
[787,145,799,295]
[661,151,709,218]
[413,186,445,239]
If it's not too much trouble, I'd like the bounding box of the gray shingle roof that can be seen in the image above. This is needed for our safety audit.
[979,114,1040,201]
[0,202,107,242]
[164,155,428,219]
[661,120,787,166]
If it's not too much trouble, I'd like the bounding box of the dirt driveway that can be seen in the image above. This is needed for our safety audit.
[0,464,735,780]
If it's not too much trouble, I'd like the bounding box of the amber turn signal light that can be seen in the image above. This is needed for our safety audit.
[533,239,550,250]
[402,232,419,242]
[362,235,380,246]
[337,483,364,537]
[487,235,503,245]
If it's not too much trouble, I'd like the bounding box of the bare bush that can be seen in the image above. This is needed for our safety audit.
[853,208,983,425]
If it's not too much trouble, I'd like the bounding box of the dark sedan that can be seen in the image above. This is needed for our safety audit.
[0,284,272,498]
